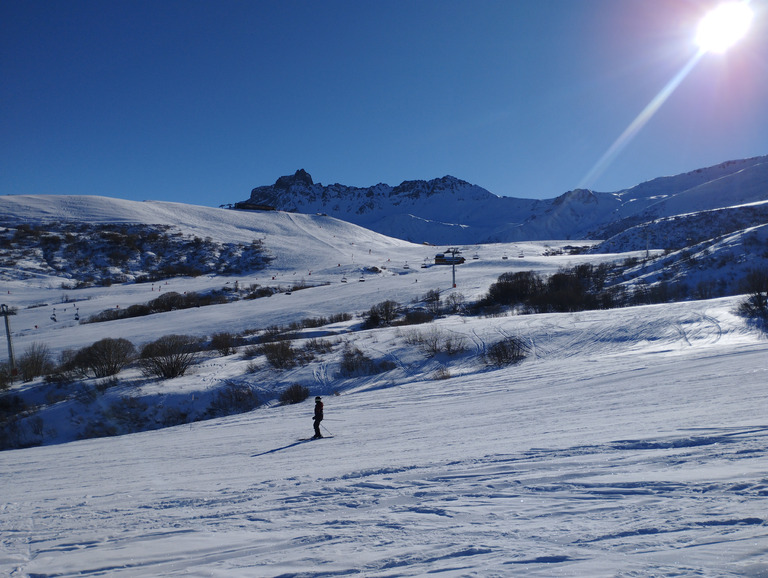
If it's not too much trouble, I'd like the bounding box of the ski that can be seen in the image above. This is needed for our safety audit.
[297,436,334,441]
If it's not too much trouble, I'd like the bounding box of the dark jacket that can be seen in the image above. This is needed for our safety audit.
[314,401,324,421]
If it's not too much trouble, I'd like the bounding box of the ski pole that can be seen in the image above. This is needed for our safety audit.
[321,423,333,436]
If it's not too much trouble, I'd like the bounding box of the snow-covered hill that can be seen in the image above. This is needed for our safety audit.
[0,194,415,273]
[2,192,768,576]
[3,296,767,576]
[237,155,768,246]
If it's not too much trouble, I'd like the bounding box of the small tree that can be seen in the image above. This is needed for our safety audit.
[148,291,186,313]
[484,271,544,308]
[138,334,199,379]
[424,289,441,316]
[445,292,465,314]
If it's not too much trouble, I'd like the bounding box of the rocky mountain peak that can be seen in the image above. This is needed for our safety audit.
[274,169,314,191]
[553,189,598,206]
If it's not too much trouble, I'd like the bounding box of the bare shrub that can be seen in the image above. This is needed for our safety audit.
[210,332,238,356]
[432,367,452,380]
[398,309,435,326]
[420,326,444,356]
[71,338,136,378]
[105,396,148,432]
[485,336,528,367]
[279,383,309,405]
[261,325,281,340]
[18,342,54,382]
[402,329,425,346]
[207,381,260,417]
[338,344,395,377]
[241,344,261,359]
[0,393,28,425]
[415,327,467,356]
[260,341,299,369]
[738,270,768,322]
[304,338,334,354]
[244,285,277,300]
[442,332,468,355]
[161,406,191,427]
[138,335,199,379]
[328,312,353,324]
[95,376,119,392]
[364,300,400,328]
[0,364,11,391]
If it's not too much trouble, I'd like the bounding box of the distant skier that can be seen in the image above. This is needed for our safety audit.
[312,396,324,439]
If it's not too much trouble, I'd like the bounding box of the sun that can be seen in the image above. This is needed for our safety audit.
[696,2,754,53]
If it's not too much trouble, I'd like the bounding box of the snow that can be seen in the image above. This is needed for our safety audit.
[2,195,768,576]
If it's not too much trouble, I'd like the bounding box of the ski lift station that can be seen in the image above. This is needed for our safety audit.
[433,251,465,265]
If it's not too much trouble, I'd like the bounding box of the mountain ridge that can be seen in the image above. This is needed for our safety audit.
[238,155,768,245]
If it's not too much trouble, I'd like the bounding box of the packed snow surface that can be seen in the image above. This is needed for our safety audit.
[1,196,767,576]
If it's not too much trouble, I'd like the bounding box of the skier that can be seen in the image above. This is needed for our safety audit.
[312,396,324,439]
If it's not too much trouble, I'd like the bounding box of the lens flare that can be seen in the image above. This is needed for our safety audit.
[579,52,703,190]
[696,2,753,54]
[580,2,753,189]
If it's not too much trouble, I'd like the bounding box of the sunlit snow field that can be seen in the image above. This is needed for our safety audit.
[1,197,767,576]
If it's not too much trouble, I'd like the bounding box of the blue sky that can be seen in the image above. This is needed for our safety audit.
[2,0,767,205]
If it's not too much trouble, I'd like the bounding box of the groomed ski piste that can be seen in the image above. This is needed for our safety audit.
[1,196,767,576]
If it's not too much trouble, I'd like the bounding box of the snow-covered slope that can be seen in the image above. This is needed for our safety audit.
[593,157,768,239]
[612,156,768,212]
[2,298,767,576]
[2,192,768,576]
[0,194,416,277]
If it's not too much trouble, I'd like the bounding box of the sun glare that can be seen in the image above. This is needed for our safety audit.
[581,1,754,189]
[696,2,753,53]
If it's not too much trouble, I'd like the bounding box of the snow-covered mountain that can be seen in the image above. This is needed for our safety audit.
[238,155,768,246]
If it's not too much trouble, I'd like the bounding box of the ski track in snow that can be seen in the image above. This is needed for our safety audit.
[4,340,768,577]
